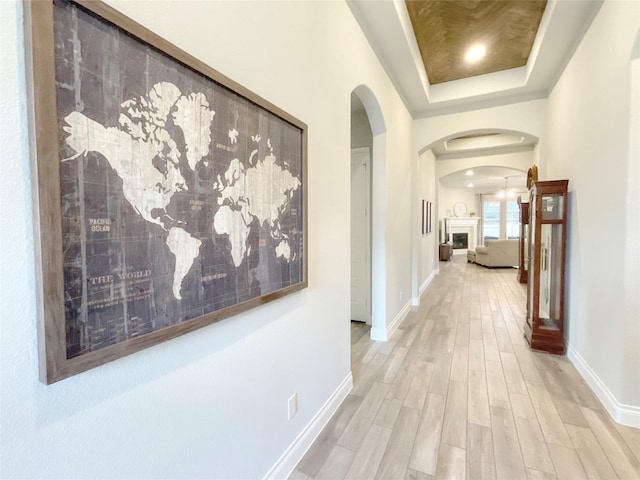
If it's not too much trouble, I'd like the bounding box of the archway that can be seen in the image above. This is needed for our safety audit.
[417,128,538,259]
[350,85,387,341]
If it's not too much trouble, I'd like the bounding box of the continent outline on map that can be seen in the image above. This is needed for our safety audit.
[62,81,302,299]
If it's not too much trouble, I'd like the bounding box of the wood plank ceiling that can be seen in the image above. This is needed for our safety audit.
[405,0,548,84]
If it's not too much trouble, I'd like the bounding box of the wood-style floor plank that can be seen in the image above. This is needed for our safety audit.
[374,407,421,480]
[374,397,403,429]
[468,369,491,428]
[526,381,573,448]
[467,423,496,480]
[486,360,510,410]
[429,352,453,395]
[435,444,466,480]
[404,361,435,410]
[296,394,363,477]
[409,392,446,476]
[337,381,390,451]
[580,406,640,478]
[344,423,392,480]
[548,444,589,480]
[406,468,435,480]
[514,413,556,474]
[500,351,528,395]
[441,380,468,449]
[615,422,640,464]
[315,445,356,480]
[526,468,557,480]
[566,424,618,480]
[469,338,485,372]
[294,258,640,480]
[491,405,527,480]
[288,469,311,480]
[450,345,470,382]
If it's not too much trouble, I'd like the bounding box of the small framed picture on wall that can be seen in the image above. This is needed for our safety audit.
[422,200,427,235]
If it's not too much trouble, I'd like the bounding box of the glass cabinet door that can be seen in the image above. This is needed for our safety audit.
[523,224,529,272]
[541,194,564,220]
[538,223,563,330]
[517,197,529,284]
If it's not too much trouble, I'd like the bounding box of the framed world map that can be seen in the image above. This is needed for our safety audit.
[27,0,307,384]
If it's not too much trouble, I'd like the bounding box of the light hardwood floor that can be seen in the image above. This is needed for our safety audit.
[291,256,640,480]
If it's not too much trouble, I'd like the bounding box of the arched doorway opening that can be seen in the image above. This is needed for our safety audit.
[350,85,387,341]
[418,129,538,252]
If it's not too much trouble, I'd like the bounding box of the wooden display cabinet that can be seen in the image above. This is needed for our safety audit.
[524,180,569,354]
[517,197,529,284]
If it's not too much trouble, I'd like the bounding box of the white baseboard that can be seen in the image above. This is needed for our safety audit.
[420,271,436,295]
[264,372,353,480]
[412,271,437,307]
[567,346,640,428]
[370,300,412,341]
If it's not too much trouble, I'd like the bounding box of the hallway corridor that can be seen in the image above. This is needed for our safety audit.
[291,258,640,480]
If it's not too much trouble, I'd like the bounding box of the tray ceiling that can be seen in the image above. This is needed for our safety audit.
[347,0,603,116]
[406,1,547,84]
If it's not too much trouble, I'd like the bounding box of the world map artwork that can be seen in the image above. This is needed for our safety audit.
[54,1,305,358]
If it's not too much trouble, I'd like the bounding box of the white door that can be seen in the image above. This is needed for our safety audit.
[351,147,371,324]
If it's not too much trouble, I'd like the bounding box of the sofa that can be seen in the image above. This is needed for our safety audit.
[471,239,519,268]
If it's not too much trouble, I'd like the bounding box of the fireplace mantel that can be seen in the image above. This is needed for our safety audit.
[446,217,481,227]
[444,217,481,253]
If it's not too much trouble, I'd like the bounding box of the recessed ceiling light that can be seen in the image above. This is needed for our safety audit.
[465,44,486,64]
[467,183,474,188]
[466,170,474,176]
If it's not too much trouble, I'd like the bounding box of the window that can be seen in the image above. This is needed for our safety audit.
[482,195,522,242]
[506,200,520,239]
[483,200,501,242]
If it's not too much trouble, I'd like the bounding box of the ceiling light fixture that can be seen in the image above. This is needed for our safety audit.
[466,170,474,176]
[467,183,474,188]
[497,176,515,199]
[465,44,486,64]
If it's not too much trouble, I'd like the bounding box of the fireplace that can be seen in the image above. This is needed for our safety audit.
[444,217,481,254]
[452,233,468,249]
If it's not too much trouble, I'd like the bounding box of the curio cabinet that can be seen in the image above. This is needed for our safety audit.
[525,180,568,354]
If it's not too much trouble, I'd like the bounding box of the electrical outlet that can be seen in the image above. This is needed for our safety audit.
[288,393,298,420]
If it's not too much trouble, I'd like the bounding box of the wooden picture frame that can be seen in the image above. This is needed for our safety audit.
[421,200,427,235]
[427,201,432,234]
[26,0,308,384]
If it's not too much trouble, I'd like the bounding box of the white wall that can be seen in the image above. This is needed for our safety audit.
[382,102,415,328]
[545,0,640,424]
[415,150,437,298]
[439,187,479,218]
[0,1,415,478]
